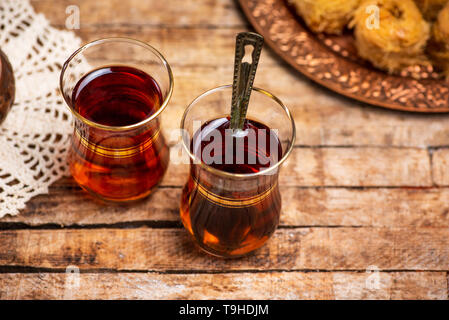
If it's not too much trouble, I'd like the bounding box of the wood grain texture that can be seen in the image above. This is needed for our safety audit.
[1,228,448,271]
[166,65,449,148]
[280,147,431,187]
[281,187,449,227]
[30,0,245,27]
[33,1,449,148]
[0,0,444,300]
[3,184,449,228]
[166,59,449,151]
[432,149,449,186]
[163,147,432,187]
[0,186,181,226]
[0,272,446,300]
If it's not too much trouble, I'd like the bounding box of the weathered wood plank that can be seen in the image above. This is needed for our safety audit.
[281,187,449,227]
[1,228,448,271]
[4,185,449,228]
[164,66,449,148]
[332,271,448,300]
[281,147,431,187]
[59,25,449,150]
[31,0,245,27]
[27,18,449,148]
[388,272,448,300]
[0,140,432,223]
[15,0,449,301]
[0,272,446,300]
[30,0,449,150]
[0,186,181,226]
[432,149,449,186]
[22,21,449,149]
[53,34,449,149]
[163,147,431,187]
[0,146,434,225]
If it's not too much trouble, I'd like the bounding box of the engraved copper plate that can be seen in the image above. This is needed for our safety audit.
[239,0,449,113]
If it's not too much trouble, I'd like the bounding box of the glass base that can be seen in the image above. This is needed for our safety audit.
[76,181,160,204]
[194,241,267,259]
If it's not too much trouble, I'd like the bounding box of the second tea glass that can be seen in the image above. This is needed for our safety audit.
[60,38,173,202]
[180,85,295,257]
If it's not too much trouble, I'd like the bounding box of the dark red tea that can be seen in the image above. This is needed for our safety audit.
[180,117,283,257]
[191,116,283,173]
[72,66,162,126]
[69,65,169,201]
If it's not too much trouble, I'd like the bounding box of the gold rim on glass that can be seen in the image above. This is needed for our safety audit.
[60,37,174,132]
[180,85,296,179]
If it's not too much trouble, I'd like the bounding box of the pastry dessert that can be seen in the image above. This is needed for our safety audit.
[427,2,449,77]
[351,0,430,73]
[288,0,360,35]
[414,0,448,20]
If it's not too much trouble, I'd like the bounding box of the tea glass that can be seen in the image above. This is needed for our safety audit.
[180,85,295,257]
[60,38,173,202]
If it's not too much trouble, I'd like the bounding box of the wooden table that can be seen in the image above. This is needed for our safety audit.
[1,0,449,300]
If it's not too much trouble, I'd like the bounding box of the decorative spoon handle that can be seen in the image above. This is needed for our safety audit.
[230,32,264,130]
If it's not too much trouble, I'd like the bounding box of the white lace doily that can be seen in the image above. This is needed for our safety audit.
[0,0,83,218]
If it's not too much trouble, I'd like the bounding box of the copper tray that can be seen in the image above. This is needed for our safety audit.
[239,0,449,113]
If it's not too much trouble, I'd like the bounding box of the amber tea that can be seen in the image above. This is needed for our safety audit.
[68,65,169,201]
[180,116,283,257]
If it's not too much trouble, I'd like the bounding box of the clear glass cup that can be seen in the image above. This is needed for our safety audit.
[180,85,295,257]
[60,38,173,202]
